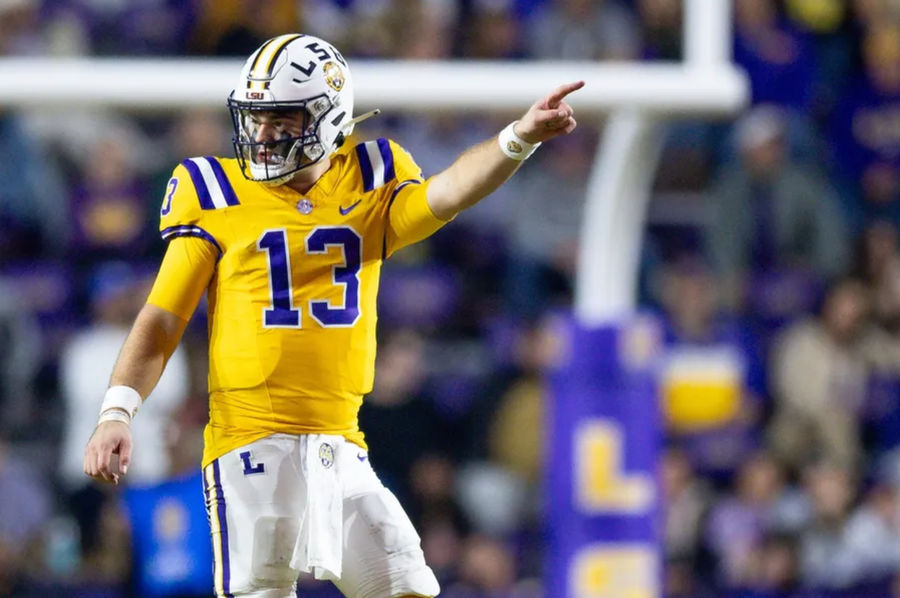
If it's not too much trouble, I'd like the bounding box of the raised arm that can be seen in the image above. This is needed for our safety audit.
[425,81,584,220]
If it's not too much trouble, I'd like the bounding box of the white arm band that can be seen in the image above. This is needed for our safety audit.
[98,385,143,424]
[498,121,541,161]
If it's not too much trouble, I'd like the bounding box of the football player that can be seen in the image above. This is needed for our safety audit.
[84,33,582,598]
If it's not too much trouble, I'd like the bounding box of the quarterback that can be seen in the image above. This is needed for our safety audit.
[84,33,582,598]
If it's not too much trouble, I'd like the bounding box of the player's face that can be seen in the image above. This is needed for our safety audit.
[245,111,308,165]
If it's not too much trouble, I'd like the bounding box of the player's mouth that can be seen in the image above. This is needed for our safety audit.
[256,149,285,166]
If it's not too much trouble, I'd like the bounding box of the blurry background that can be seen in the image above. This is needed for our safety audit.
[3,0,900,597]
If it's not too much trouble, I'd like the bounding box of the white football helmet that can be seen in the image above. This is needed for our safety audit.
[227,34,355,183]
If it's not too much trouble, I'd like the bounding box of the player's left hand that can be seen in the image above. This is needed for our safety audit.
[514,80,585,144]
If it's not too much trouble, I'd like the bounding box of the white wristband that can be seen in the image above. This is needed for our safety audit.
[498,121,541,161]
[99,385,142,424]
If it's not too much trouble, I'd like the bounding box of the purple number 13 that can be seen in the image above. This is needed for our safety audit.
[257,227,361,328]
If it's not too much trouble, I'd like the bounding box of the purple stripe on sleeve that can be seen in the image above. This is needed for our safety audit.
[390,179,421,202]
[180,159,215,210]
[160,225,223,257]
[376,138,396,184]
[204,157,241,206]
[355,143,375,192]
[212,459,234,598]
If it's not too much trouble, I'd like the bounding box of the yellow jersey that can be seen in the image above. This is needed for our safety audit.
[146,138,448,466]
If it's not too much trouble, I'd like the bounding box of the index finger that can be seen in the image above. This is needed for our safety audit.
[546,81,585,108]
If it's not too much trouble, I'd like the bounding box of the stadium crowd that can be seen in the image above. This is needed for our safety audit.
[4,0,900,596]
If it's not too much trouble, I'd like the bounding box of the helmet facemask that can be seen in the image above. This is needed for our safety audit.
[227,92,335,184]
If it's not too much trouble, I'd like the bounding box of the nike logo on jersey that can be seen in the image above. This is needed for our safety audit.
[357,453,368,462]
[339,200,362,215]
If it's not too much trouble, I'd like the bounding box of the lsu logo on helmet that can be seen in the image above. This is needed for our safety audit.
[323,61,345,91]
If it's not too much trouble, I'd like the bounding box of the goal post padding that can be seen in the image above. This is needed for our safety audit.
[546,315,663,598]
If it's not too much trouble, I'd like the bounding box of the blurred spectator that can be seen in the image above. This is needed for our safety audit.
[0,436,52,596]
[708,105,848,317]
[188,0,298,56]
[799,460,859,590]
[486,322,556,484]
[843,480,900,587]
[297,0,349,53]
[461,318,559,479]
[733,0,818,110]
[855,220,900,332]
[78,484,132,592]
[391,0,458,59]
[636,0,681,60]
[59,262,189,491]
[407,454,470,536]
[0,279,42,438]
[463,0,523,59]
[0,0,40,55]
[655,257,765,480]
[705,453,799,587]
[406,453,474,586]
[419,504,466,586]
[0,110,69,260]
[528,0,640,61]
[69,133,156,263]
[357,328,448,501]
[831,23,900,227]
[768,277,900,472]
[345,0,408,59]
[455,462,529,537]
[451,321,558,539]
[850,0,900,28]
[739,532,802,596]
[443,535,518,597]
[661,447,712,576]
[166,108,231,161]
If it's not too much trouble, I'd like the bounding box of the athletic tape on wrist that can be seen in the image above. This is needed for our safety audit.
[98,409,132,425]
[498,121,541,161]
[99,385,142,424]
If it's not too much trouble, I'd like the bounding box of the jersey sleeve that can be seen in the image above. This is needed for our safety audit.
[378,139,452,258]
[158,162,225,257]
[146,236,217,321]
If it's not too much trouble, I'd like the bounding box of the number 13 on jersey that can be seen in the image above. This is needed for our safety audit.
[257,226,362,329]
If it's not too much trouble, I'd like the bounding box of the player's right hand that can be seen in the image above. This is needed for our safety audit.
[514,80,584,145]
[83,420,132,485]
